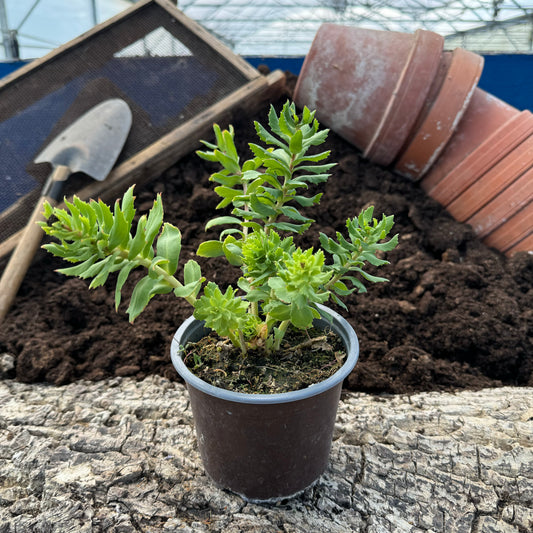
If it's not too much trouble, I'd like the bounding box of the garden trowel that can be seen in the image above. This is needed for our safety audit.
[0,98,132,322]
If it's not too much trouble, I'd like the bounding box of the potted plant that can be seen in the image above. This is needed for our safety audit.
[39,102,398,502]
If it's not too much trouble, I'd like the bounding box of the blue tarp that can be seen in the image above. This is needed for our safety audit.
[245,55,533,112]
[0,61,27,78]
[3,55,533,111]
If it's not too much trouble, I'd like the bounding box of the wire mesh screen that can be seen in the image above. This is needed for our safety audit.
[0,0,254,252]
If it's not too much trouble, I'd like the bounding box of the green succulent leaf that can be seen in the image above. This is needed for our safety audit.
[115,262,138,311]
[156,223,181,275]
[196,149,219,162]
[144,194,164,246]
[289,128,303,154]
[280,206,312,223]
[88,256,122,289]
[184,259,202,285]
[209,171,242,187]
[120,186,136,224]
[222,235,243,266]
[174,280,203,299]
[197,240,224,258]
[293,193,322,207]
[205,216,242,230]
[269,221,308,233]
[97,200,114,232]
[56,254,99,277]
[128,216,147,260]
[249,195,277,217]
[254,120,286,149]
[181,260,204,300]
[127,275,173,322]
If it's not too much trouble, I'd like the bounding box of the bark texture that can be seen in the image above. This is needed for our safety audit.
[0,376,531,532]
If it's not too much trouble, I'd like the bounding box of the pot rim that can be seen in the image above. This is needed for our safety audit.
[170,303,359,405]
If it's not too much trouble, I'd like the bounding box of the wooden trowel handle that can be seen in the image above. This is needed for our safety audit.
[0,165,70,323]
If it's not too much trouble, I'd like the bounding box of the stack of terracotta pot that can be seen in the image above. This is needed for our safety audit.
[294,24,532,256]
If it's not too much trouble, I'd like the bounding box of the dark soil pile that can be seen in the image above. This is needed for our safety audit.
[1,75,531,394]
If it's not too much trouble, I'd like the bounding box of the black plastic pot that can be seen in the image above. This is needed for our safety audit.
[170,303,359,503]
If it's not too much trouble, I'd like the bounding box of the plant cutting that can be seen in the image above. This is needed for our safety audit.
[39,101,398,501]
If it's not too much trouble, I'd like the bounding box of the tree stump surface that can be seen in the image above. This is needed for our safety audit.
[0,375,531,532]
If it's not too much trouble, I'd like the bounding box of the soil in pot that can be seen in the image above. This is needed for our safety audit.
[182,326,346,394]
[0,71,531,394]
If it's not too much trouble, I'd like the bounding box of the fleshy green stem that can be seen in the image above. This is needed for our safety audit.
[238,329,248,356]
[273,319,291,351]
[115,248,197,307]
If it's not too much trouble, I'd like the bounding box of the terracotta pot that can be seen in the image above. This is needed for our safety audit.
[506,233,533,255]
[422,91,533,203]
[504,230,533,255]
[170,304,359,503]
[482,202,533,255]
[465,167,533,239]
[419,87,533,255]
[293,24,444,165]
[420,88,524,195]
[394,48,484,179]
[445,133,533,223]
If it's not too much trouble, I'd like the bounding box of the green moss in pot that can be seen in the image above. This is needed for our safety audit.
[40,102,398,502]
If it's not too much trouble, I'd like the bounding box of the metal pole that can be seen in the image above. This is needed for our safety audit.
[90,0,98,26]
[0,0,15,59]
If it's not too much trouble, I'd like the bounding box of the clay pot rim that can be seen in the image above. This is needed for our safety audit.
[363,28,444,166]
[394,47,484,180]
